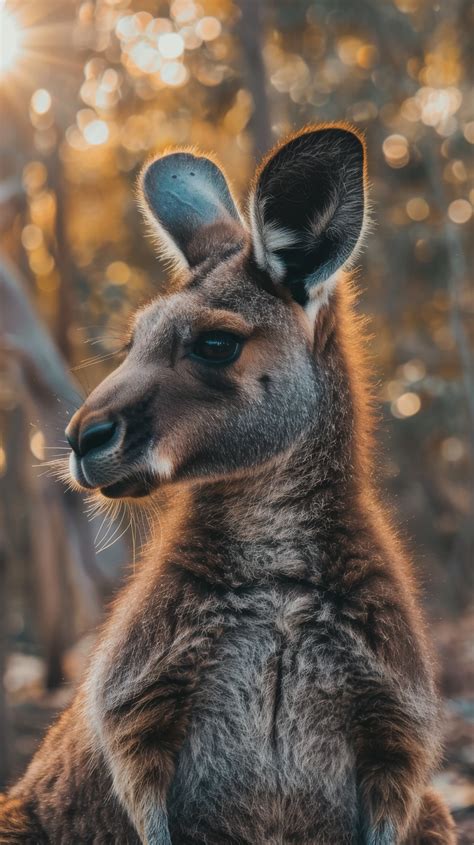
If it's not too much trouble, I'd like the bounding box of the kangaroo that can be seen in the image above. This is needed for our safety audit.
[0,126,456,845]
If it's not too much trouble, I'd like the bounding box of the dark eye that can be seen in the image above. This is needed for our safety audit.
[190,331,242,366]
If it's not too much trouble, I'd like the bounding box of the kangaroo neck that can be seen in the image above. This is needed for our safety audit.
[151,423,363,589]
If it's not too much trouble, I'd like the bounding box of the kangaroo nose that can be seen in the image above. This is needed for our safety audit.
[67,419,117,457]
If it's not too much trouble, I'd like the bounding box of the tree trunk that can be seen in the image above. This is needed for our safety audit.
[236,0,273,157]
[0,257,128,689]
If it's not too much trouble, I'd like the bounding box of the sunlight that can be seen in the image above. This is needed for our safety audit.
[0,4,22,75]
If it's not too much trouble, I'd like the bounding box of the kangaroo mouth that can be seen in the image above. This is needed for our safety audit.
[100,472,156,499]
[69,452,158,499]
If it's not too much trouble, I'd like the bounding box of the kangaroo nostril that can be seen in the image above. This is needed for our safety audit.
[66,427,80,456]
[78,419,117,456]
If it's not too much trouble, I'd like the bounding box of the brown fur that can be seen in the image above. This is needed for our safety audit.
[0,127,456,844]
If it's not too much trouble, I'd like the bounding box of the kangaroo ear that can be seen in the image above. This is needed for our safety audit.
[249,127,367,308]
[140,152,244,269]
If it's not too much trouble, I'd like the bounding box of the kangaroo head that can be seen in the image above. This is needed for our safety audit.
[66,126,367,499]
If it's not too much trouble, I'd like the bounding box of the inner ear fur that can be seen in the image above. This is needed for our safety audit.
[249,124,368,306]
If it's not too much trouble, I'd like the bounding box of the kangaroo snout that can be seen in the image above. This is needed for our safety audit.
[67,418,117,458]
[66,406,125,493]
[66,356,162,497]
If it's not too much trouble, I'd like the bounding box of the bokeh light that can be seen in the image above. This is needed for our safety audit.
[195,16,222,41]
[391,392,422,418]
[29,430,45,461]
[31,89,52,115]
[83,118,109,145]
[158,32,184,59]
[447,199,472,224]
[406,197,430,221]
[382,134,410,168]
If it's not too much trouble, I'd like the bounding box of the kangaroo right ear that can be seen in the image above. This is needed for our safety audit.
[140,152,244,270]
[249,126,367,309]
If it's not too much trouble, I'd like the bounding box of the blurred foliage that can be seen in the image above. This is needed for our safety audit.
[0,0,473,607]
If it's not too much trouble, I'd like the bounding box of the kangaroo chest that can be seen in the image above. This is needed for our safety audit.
[167,586,360,843]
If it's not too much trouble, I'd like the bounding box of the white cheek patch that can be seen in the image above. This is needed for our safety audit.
[148,449,174,482]
[305,271,341,323]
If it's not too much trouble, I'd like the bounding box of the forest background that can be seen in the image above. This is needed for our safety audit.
[0,0,472,837]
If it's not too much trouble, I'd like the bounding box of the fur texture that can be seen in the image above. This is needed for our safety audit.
[0,126,456,845]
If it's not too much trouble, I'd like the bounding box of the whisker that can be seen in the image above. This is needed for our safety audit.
[97,515,131,555]
[130,508,137,575]
[94,500,118,546]
[96,501,123,550]
[71,351,120,372]
[32,458,66,468]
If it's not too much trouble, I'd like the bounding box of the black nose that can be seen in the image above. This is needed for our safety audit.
[67,419,117,457]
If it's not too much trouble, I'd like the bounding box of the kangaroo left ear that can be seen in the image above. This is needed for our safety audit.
[249,126,367,308]
[140,151,244,270]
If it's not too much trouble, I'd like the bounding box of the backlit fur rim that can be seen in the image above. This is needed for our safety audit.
[136,126,373,302]
[137,145,247,275]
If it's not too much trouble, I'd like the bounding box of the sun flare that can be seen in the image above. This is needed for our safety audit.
[0,4,22,75]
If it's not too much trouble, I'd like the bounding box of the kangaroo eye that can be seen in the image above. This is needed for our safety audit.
[190,331,242,366]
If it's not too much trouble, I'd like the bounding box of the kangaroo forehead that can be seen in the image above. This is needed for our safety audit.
[132,275,289,342]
